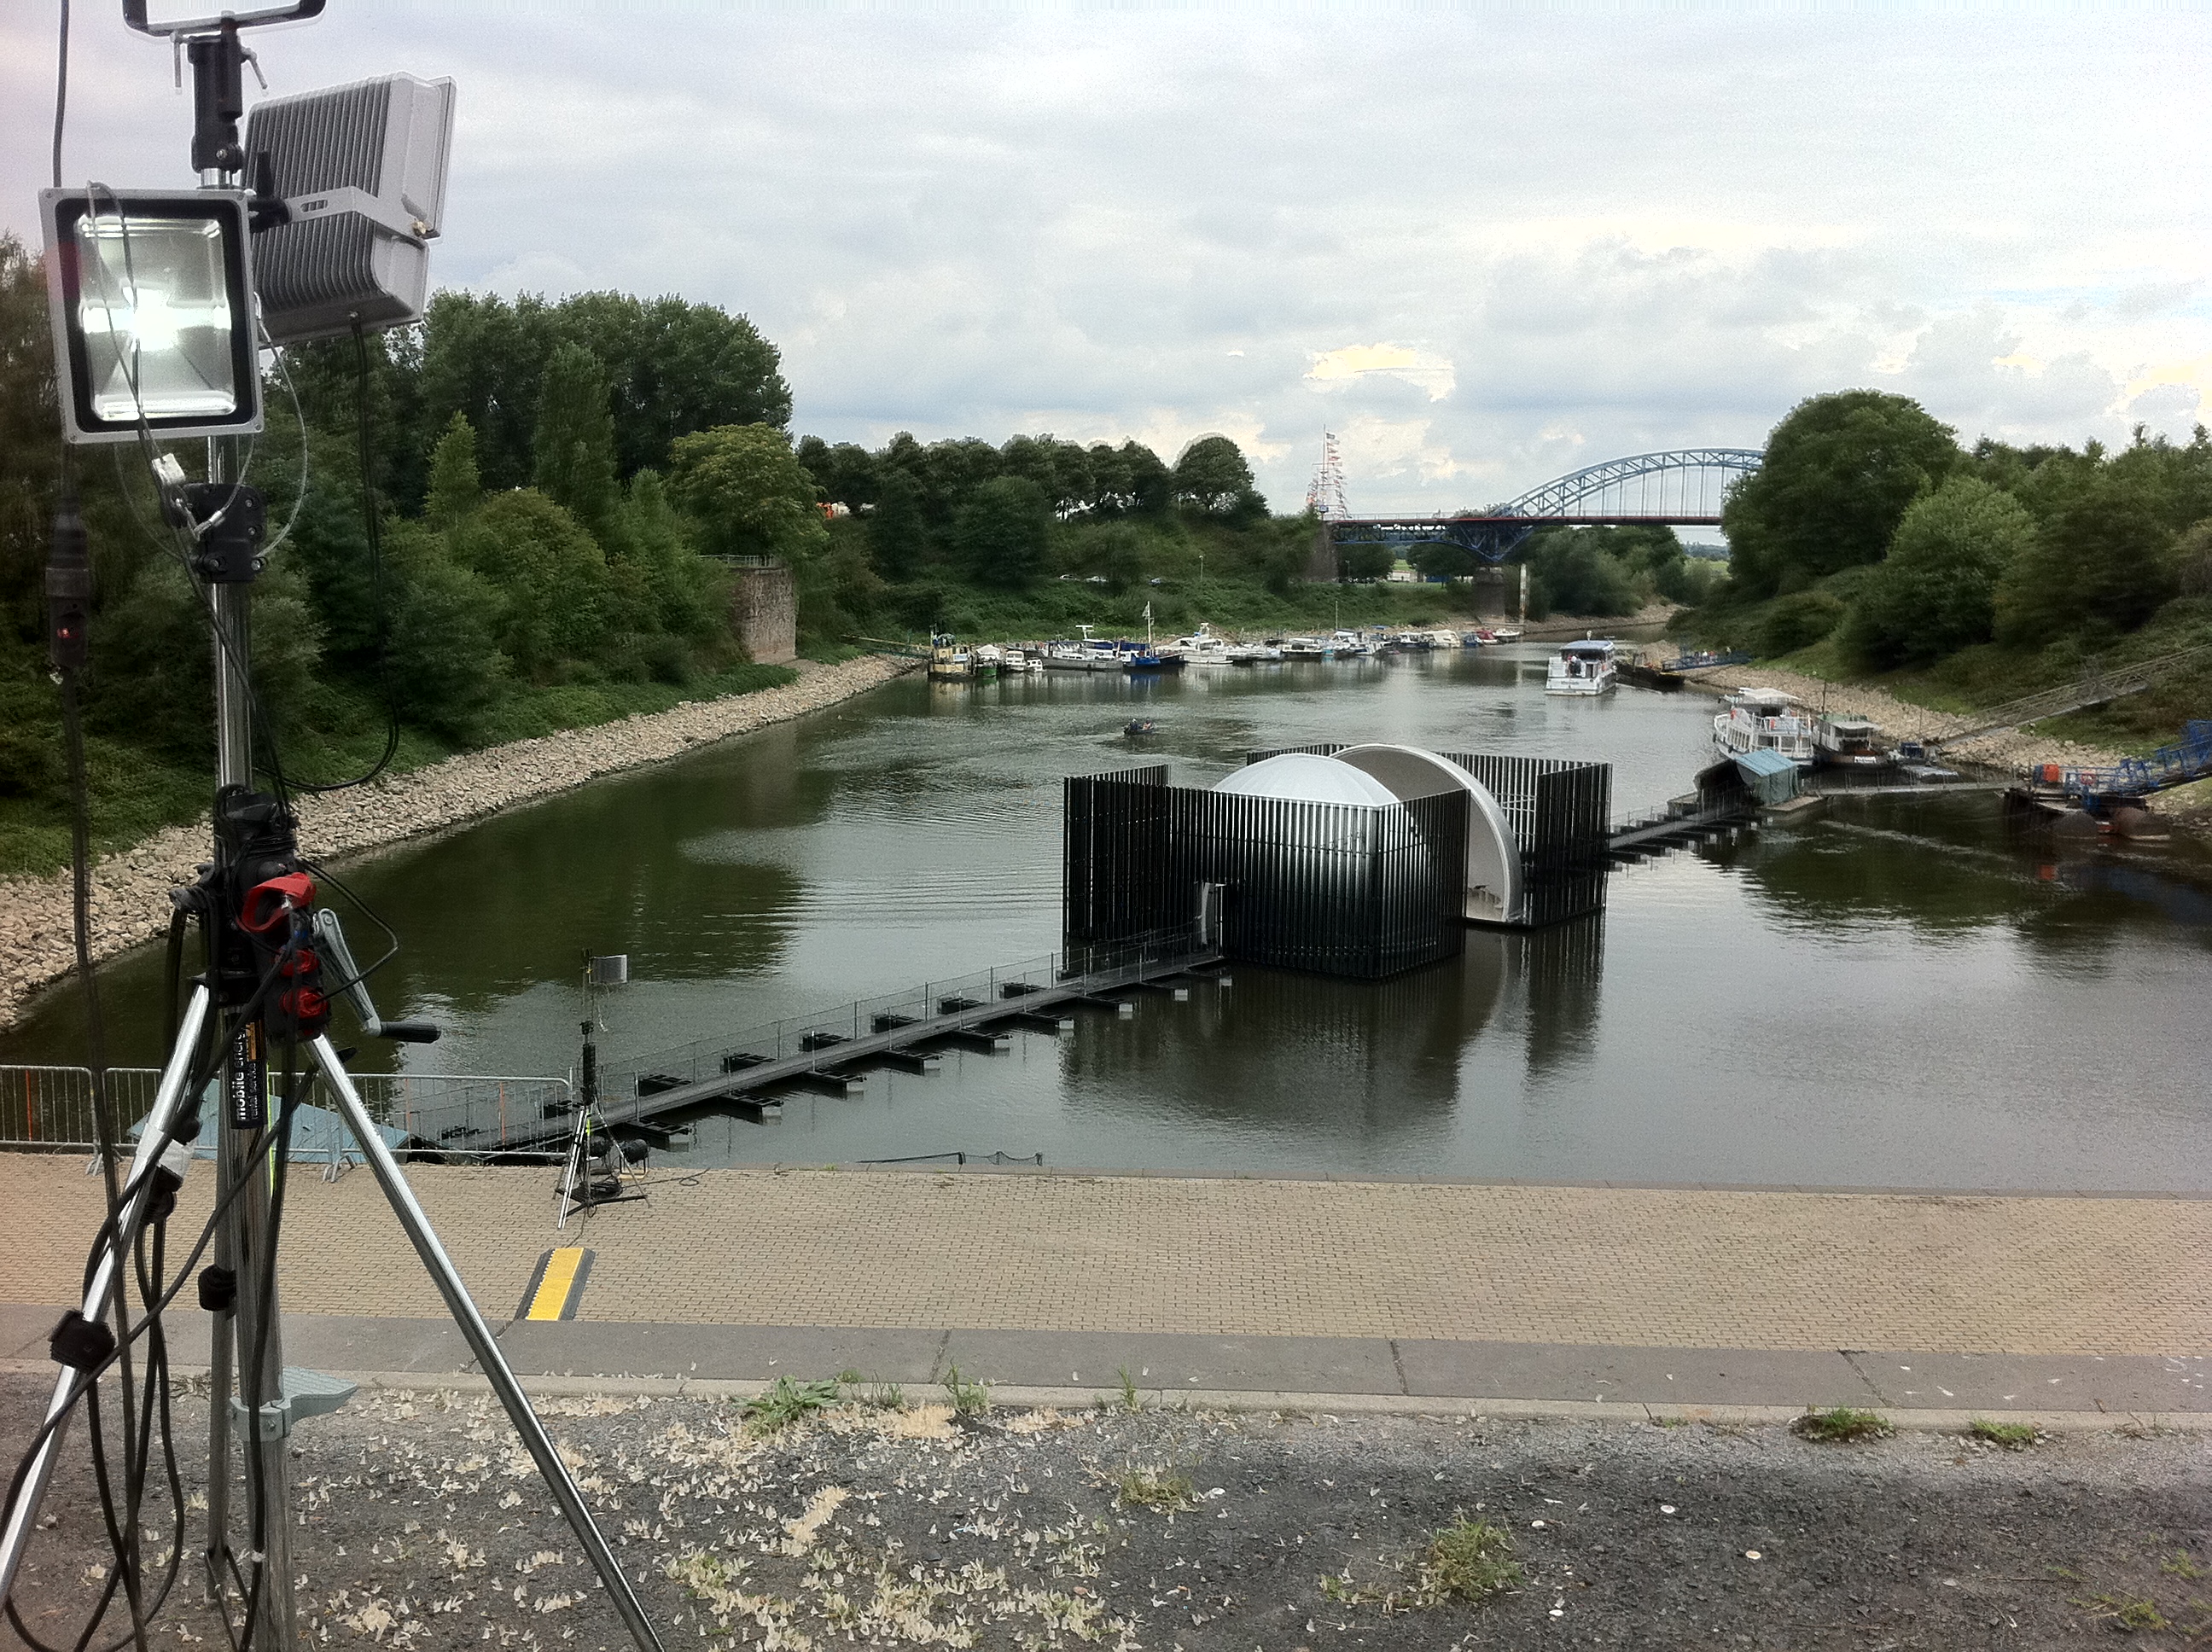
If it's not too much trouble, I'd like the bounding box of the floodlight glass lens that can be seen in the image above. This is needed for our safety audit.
[73,212,237,422]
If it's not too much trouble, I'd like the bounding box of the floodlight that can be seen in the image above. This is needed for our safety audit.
[38,189,260,445]
[123,0,325,36]
[246,73,456,344]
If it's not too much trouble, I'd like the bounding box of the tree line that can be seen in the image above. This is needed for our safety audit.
[1697,389,2212,675]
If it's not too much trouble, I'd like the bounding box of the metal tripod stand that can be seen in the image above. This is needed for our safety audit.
[0,27,667,1652]
[0,466,668,1652]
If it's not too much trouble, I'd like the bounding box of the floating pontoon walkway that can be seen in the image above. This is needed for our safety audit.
[399,933,1223,1156]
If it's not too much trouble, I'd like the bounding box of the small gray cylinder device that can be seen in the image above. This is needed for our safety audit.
[245,73,456,344]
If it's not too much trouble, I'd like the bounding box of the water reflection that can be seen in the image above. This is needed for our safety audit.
[8,651,2212,1190]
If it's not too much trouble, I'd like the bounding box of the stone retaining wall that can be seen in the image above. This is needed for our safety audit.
[0,654,917,1032]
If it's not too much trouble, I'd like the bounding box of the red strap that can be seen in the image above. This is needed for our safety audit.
[241,871,316,935]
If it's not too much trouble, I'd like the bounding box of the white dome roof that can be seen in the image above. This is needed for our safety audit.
[1214,753,1399,808]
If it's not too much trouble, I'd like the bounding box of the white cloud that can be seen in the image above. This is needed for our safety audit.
[3,4,2209,512]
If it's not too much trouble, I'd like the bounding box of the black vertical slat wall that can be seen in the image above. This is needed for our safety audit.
[1062,770,1470,980]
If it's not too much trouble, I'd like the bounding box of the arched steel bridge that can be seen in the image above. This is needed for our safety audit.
[1330,447,1763,563]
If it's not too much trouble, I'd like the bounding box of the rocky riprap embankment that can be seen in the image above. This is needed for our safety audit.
[0,654,917,1032]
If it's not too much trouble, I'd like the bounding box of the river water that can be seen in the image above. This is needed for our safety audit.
[11,643,2211,1190]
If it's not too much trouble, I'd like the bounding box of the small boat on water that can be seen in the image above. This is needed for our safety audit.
[1545,638,1619,696]
[1813,714,1891,769]
[1280,637,1334,660]
[1489,625,1523,643]
[927,635,973,682]
[1124,718,1157,737]
[1713,687,1816,765]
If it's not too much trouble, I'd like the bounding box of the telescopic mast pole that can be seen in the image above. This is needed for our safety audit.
[189,24,299,1650]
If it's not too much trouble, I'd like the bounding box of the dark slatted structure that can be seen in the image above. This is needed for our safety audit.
[1246,745,1613,928]
[1065,768,1468,980]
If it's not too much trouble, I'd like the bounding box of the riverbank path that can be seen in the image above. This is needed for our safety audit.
[2,1155,2204,1420]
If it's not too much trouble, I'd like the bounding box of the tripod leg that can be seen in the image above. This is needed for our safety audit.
[307,1038,667,1652]
[225,1030,298,1652]
[0,986,212,1607]
[203,1154,235,1604]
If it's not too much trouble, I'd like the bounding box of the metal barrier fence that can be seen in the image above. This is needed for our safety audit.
[0,1066,572,1159]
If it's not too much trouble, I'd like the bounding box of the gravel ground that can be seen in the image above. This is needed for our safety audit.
[5,1373,2208,1651]
[0,655,917,1032]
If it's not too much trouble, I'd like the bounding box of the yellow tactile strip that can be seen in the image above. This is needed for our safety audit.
[1,1155,2203,1354]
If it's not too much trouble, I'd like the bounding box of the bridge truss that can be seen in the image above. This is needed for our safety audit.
[1330,447,1764,564]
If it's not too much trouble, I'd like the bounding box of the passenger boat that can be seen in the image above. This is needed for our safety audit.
[1544,638,1618,696]
[1813,714,1891,768]
[1712,688,1816,765]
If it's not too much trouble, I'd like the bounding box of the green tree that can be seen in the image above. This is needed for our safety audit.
[620,468,717,639]
[667,424,829,564]
[1339,541,1394,582]
[1995,477,2178,645]
[1173,435,1256,514]
[1842,476,2035,666]
[450,490,611,676]
[425,411,483,528]
[1411,541,1476,582]
[532,342,621,545]
[953,476,1051,588]
[383,521,505,736]
[1723,391,1959,597]
[1526,529,1639,617]
[1122,441,1174,514]
[868,468,932,580]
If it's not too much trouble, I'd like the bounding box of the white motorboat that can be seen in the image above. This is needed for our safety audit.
[1544,638,1618,695]
[1172,625,1236,666]
[1713,687,1817,765]
[1281,637,1334,660]
[1490,626,1523,643]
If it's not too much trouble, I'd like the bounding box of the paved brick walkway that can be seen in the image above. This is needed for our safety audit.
[2,1155,2204,1354]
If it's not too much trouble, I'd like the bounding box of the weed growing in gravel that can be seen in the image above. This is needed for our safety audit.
[1110,1463,1196,1513]
[1320,1515,1522,1611]
[1968,1417,2038,1448]
[1793,1407,1892,1442]
[943,1363,991,1415]
[863,1381,905,1411]
[1116,1367,1144,1412]
[2075,1593,2169,1632]
[2161,1550,2203,1580]
[741,1376,841,1433]
[1413,1515,1524,1606]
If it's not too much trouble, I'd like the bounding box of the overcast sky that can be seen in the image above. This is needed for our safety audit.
[5,3,2209,515]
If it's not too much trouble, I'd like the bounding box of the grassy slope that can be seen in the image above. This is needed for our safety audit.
[1674,588,2212,758]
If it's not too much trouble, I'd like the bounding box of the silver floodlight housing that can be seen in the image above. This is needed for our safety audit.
[245,73,456,344]
[38,187,261,444]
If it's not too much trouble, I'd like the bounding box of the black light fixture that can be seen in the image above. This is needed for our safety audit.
[122,0,325,35]
[38,187,261,445]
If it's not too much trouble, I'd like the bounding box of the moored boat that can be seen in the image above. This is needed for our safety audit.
[1544,637,1618,695]
[1713,687,1816,765]
[1813,714,1892,768]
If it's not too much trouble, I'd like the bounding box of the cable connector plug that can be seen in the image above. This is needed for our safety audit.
[48,1309,115,1373]
[47,486,90,673]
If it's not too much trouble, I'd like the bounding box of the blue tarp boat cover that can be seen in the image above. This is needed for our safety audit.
[1732,748,1802,806]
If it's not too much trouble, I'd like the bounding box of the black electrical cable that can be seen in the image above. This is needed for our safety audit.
[282,321,399,794]
[52,0,69,189]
